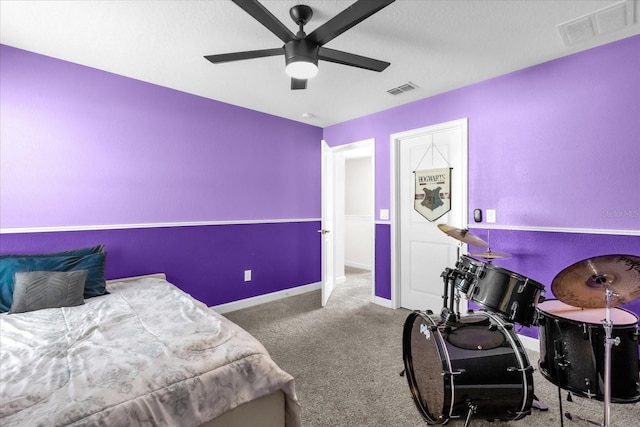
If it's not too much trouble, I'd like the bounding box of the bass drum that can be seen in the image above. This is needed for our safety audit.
[537,300,640,403]
[402,310,533,424]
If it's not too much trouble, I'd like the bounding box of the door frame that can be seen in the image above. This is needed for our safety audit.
[321,138,376,305]
[390,118,469,309]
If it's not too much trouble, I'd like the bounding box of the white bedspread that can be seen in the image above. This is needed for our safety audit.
[0,277,300,426]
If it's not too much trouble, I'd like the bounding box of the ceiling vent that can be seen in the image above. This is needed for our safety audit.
[387,82,419,96]
[557,0,635,46]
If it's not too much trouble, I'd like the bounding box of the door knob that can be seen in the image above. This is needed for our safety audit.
[317,229,331,234]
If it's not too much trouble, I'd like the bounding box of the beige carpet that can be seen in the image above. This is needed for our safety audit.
[224,267,639,426]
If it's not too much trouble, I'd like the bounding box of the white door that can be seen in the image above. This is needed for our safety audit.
[395,119,468,312]
[321,140,335,306]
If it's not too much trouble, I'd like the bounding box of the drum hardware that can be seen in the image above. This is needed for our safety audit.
[564,411,602,426]
[463,401,478,427]
[507,365,535,373]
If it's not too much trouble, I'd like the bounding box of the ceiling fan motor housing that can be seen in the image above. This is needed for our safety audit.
[284,39,319,67]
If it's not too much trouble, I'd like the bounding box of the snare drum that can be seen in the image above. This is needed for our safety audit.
[537,300,640,403]
[453,255,485,294]
[402,310,533,423]
[467,264,545,326]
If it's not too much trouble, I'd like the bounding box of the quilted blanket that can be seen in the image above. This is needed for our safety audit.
[0,277,300,426]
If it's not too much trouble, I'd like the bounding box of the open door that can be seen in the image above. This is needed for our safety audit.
[321,140,335,306]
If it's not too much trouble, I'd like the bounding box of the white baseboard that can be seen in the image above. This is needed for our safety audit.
[517,333,539,353]
[345,261,372,270]
[374,296,394,308]
[336,275,346,284]
[211,282,321,314]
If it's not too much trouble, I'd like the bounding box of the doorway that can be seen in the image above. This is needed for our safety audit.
[322,138,375,306]
[390,119,469,311]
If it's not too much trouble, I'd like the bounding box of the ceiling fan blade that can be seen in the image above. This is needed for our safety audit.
[307,0,395,46]
[319,47,389,72]
[291,78,307,90]
[232,0,296,43]
[204,48,283,64]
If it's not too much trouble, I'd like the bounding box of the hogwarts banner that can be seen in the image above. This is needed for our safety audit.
[414,167,452,221]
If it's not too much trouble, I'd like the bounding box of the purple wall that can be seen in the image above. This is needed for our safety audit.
[323,35,640,333]
[2,36,639,316]
[323,36,640,230]
[0,45,322,227]
[0,45,323,306]
[0,222,321,306]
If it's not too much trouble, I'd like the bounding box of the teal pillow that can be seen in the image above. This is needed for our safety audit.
[0,252,106,313]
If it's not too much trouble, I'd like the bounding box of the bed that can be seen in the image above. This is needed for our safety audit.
[0,264,300,426]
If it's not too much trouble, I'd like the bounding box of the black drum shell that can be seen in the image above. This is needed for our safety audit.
[402,310,533,423]
[468,264,545,326]
[537,300,640,403]
[453,255,485,294]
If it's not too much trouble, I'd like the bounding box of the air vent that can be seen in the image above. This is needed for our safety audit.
[387,82,419,96]
[557,0,635,46]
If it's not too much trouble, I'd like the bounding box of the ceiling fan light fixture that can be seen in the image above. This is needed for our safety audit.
[284,39,319,79]
[285,61,318,79]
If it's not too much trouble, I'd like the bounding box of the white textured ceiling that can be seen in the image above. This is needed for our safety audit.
[1,0,638,127]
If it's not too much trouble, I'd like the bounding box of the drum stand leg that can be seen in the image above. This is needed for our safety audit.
[602,289,619,427]
[463,401,477,427]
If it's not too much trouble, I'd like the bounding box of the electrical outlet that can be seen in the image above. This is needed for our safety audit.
[486,209,496,223]
[380,209,389,220]
[244,270,252,282]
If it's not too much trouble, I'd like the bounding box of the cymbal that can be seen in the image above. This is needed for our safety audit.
[469,250,511,260]
[551,254,640,309]
[437,224,489,248]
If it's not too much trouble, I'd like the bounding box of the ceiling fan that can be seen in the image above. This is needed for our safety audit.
[204,0,395,90]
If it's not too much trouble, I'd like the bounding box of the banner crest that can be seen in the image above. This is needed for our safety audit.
[414,167,452,221]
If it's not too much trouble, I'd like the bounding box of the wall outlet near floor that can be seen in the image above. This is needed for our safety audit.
[486,209,496,223]
[244,270,252,282]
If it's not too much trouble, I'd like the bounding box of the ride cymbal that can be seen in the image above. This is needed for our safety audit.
[551,254,640,309]
[437,224,489,248]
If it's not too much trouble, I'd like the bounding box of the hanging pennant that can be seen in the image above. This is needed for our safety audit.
[414,167,452,221]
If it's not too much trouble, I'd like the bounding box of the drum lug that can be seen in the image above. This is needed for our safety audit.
[443,369,466,377]
[510,302,519,320]
[584,379,596,399]
[507,365,534,373]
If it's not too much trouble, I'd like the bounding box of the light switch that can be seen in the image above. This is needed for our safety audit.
[380,209,389,220]
[486,209,496,223]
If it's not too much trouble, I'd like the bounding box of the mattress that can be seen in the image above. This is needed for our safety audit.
[0,276,300,426]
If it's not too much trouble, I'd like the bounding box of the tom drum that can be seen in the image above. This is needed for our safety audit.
[467,264,545,326]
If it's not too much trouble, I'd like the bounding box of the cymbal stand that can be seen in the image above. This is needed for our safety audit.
[602,288,619,427]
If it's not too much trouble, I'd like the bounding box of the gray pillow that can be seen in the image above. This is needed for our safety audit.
[10,270,87,313]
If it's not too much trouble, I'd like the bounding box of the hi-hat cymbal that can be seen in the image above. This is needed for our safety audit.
[551,254,640,309]
[469,250,511,260]
[437,224,489,248]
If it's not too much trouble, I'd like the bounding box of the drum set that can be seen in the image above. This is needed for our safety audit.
[402,225,640,427]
